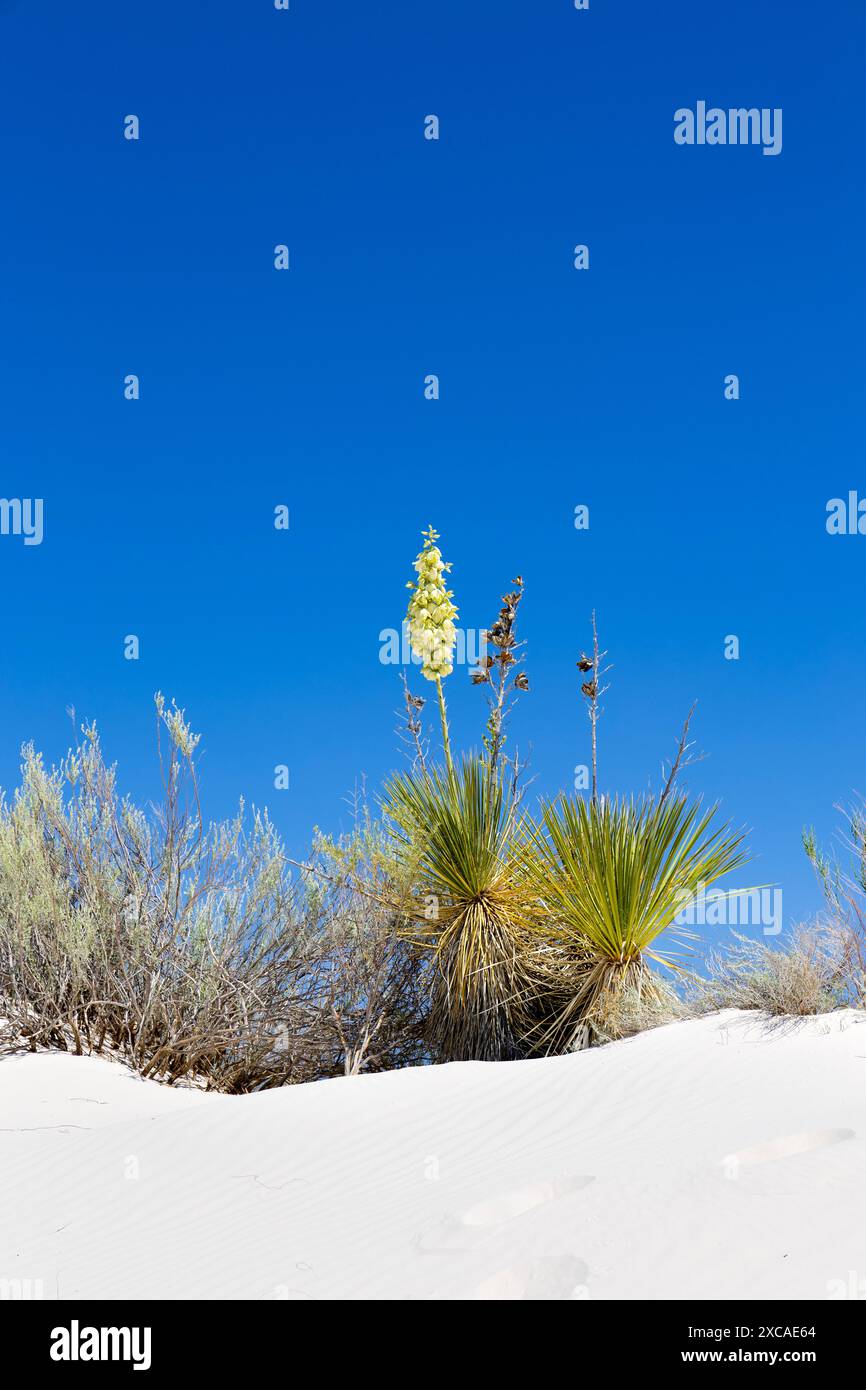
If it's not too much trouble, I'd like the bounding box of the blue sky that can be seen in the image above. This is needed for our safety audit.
[0,0,863,943]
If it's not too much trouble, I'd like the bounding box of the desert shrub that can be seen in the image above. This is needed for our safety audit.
[0,702,347,1089]
[689,923,863,1018]
[803,806,866,977]
[523,793,747,1050]
[306,813,430,1075]
[0,703,436,1088]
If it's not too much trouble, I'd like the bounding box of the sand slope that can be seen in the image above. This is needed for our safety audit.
[1,1010,865,1300]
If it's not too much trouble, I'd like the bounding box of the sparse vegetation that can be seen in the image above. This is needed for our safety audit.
[0,703,424,1089]
[689,924,864,1018]
[1,525,861,1088]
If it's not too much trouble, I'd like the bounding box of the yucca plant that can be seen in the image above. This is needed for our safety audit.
[525,792,748,1050]
[384,757,536,1062]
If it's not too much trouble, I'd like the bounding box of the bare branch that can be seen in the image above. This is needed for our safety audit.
[578,610,611,806]
[659,701,706,806]
[396,671,428,773]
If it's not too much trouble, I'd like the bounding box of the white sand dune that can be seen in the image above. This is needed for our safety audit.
[2,1010,865,1301]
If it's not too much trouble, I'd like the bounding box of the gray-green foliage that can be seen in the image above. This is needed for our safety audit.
[0,700,425,1088]
[689,925,862,1018]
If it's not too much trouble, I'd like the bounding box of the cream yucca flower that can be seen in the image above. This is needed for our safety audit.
[405,526,458,681]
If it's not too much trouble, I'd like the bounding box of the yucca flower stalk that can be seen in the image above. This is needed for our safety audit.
[524,792,749,1050]
[471,575,530,797]
[405,526,458,777]
[385,757,537,1061]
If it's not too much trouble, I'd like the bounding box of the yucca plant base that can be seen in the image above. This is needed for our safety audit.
[427,900,530,1061]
